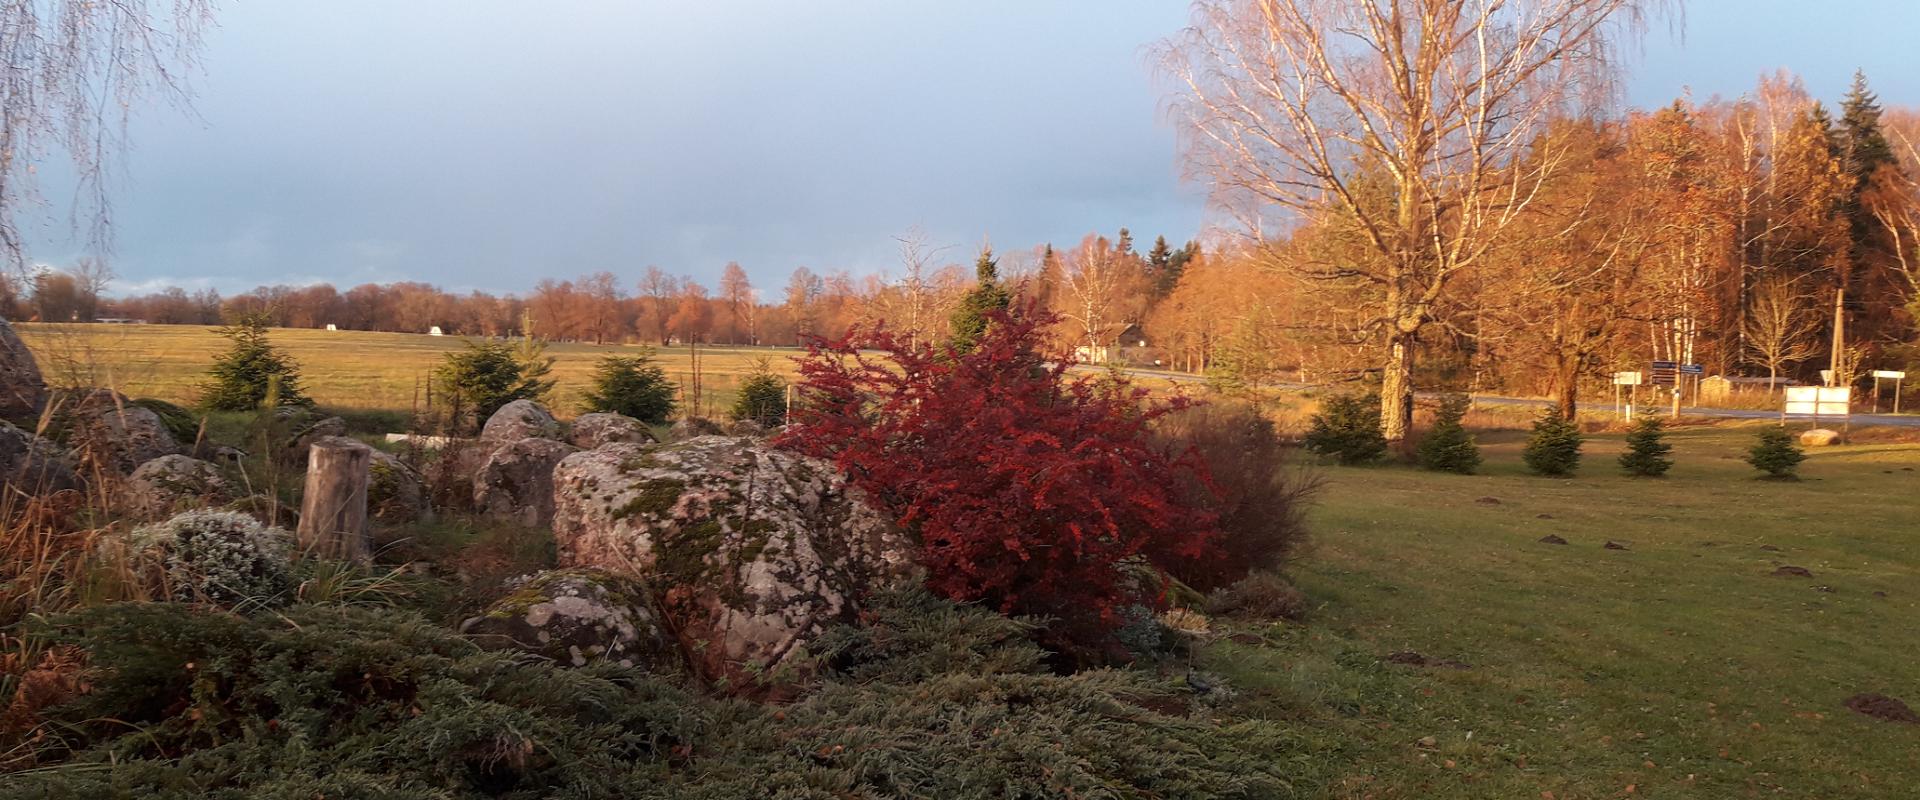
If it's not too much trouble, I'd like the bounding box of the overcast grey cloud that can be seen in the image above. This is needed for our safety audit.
[18,1,1920,295]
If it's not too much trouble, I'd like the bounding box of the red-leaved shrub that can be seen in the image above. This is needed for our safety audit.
[776,302,1221,654]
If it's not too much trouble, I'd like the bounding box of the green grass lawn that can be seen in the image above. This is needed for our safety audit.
[1206,423,1920,798]
[14,323,803,417]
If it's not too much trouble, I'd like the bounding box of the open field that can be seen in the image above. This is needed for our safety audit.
[11,323,1920,796]
[13,323,803,417]
[1224,423,1920,798]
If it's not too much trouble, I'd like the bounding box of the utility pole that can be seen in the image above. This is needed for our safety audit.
[1828,286,1846,387]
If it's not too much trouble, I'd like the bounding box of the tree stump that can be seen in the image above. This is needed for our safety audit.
[297,439,373,563]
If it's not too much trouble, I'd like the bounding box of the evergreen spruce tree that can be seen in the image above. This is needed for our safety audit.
[435,339,556,432]
[581,351,677,424]
[200,313,312,411]
[1522,408,1583,476]
[1303,393,1387,465]
[1416,393,1480,474]
[948,248,1012,354]
[1617,415,1673,477]
[729,358,788,428]
[1840,71,1895,188]
[1746,426,1806,479]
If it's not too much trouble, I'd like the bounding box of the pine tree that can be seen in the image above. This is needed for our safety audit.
[1617,415,1673,477]
[948,248,1012,354]
[1746,426,1806,479]
[1522,408,1583,476]
[1303,393,1386,465]
[200,313,312,411]
[581,352,677,424]
[435,339,556,432]
[729,358,787,428]
[1416,393,1480,474]
[1840,71,1895,189]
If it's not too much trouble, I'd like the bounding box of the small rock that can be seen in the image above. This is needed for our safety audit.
[460,568,675,669]
[1474,496,1502,505]
[1843,693,1919,724]
[1604,540,1630,550]
[1538,534,1569,545]
[1812,585,1835,593]
[1874,591,1888,598]
[1417,736,1438,748]
[1773,565,1813,578]
[1798,428,1843,447]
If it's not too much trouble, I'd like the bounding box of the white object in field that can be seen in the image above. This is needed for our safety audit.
[428,326,444,336]
[384,432,457,449]
[325,323,337,331]
[1783,386,1850,417]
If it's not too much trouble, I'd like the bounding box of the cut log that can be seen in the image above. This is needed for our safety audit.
[296,439,373,563]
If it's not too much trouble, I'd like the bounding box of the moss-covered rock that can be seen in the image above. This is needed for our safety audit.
[568,411,656,449]
[551,436,915,696]
[124,454,236,519]
[482,399,561,442]
[55,388,183,477]
[473,437,579,527]
[459,568,675,669]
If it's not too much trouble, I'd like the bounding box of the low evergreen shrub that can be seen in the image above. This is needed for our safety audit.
[1746,426,1806,478]
[1522,408,1583,476]
[728,358,786,428]
[581,352,677,424]
[1617,415,1673,476]
[1416,394,1480,474]
[1303,393,1386,465]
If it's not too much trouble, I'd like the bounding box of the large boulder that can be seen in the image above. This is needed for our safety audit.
[474,438,579,527]
[59,389,181,477]
[568,412,657,450]
[269,407,348,467]
[551,436,914,695]
[0,421,81,493]
[459,568,675,669]
[726,419,767,438]
[0,318,47,422]
[123,455,236,519]
[482,399,561,442]
[1800,428,1844,447]
[666,417,723,442]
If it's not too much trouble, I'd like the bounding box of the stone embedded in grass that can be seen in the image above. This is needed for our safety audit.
[1774,565,1813,577]
[1538,534,1569,545]
[1798,428,1843,447]
[460,568,674,669]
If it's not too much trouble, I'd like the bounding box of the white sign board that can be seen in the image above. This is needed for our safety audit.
[1784,386,1850,417]
[1612,371,1644,386]
[1872,370,1907,380]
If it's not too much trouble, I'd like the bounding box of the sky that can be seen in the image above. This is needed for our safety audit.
[16,0,1920,297]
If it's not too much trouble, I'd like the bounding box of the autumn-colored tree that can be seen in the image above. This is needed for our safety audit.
[1744,274,1822,391]
[778,301,1221,656]
[718,262,756,344]
[1159,0,1659,441]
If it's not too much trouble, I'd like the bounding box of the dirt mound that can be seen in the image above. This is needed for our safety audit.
[1474,496,1501,505]
[1843,693,1919,724]
[1604,540,1630,550]
[1384,650,1470,670]
[1537,534,1568,545]
[1773,565,1813,577]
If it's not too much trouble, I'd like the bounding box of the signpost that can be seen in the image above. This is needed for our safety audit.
[1613,371,1644,420]
[1783,386,1852,431]
[1871,370,1906,414]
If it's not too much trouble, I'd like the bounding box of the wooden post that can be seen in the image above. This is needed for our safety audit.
[297,439,373,564]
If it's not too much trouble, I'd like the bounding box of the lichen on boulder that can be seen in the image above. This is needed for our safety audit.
[126,510,294,605]
[473,437,579,527]
[124,454,236,519]
[460,568,675,668]
[568,412,657,450]
[482,399,562,442]
[551,436,914,695]
[0,420,81,493]
[56,389,182,477]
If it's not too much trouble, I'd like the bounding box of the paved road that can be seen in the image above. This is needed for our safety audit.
[1095,365,1920,428]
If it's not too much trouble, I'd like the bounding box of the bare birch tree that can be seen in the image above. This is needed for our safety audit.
[2,0,213,270]
[1158,0,1660,440]
[1743,273,1820,392]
